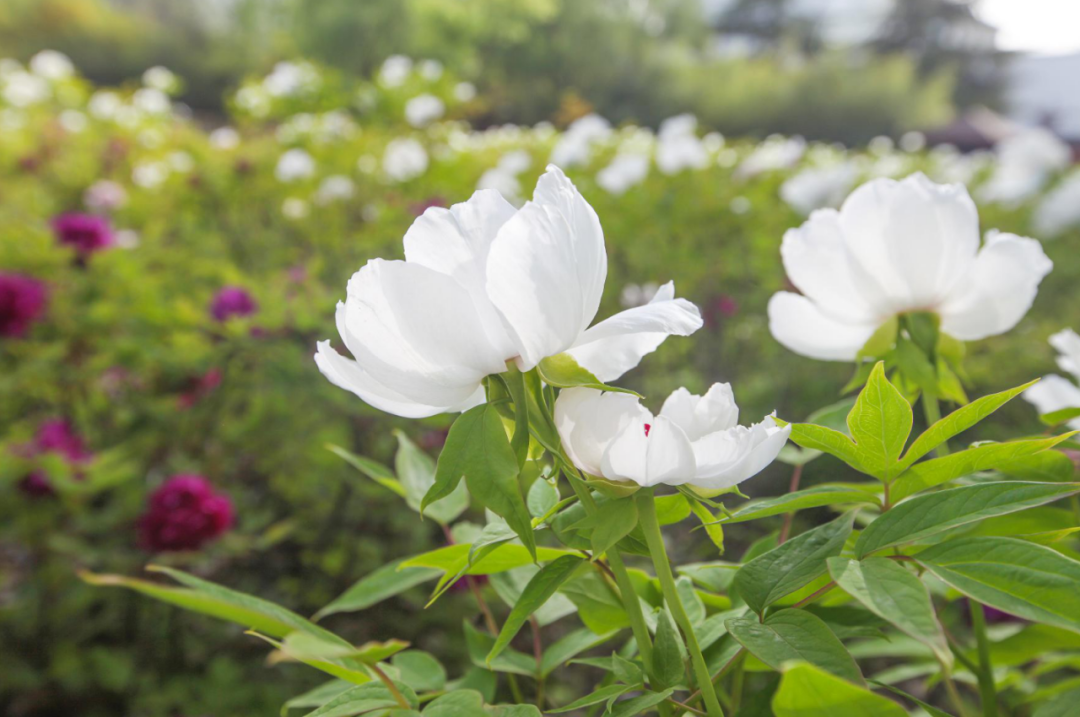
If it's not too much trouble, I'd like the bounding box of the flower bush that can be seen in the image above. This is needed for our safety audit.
[3,51,1080,716]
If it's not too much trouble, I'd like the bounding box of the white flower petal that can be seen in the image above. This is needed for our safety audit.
[838,173,979,312]
[767,292,879,362]
[939,231,1052,341]
[659,383,739,440]
[566,281,703,381]
[336,259,507,407]
[315,341,483,418]
[1050,329,1080,380]
[486,166,607,369]
[1023,375,1080,430]
[780,209,883,323]
[554,388,649,478]
[601,416,695,487]
[688,418,791,492]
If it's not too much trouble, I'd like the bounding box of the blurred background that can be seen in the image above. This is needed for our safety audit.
[2,1,1079,715]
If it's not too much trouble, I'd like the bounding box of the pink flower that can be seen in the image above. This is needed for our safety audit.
[177,368,223,409]
[16,420,92,497]
[138,475,235,552]
[52,213,115,257]
[209,286,258,322]
[704,294,739,329]
[0,273,48,338]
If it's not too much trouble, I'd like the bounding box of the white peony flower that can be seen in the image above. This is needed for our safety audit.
[84,180,127,211]
[132,162,169,189]
[736,136,806,179]
[133,88,171,115]
[29,50,74,81]
[597,153,650,195]
[315,175,355,204]
[549,114,612,168]
[419,59,444,81]
[2,71,49,107]
[378,55,413,88]
[58,109,87,133]
[263,61,317,97]
[404,93,445,128]
[768,173,1053,362]
[779,162,858,216]
[1024,329,1080,429]
[555,384,790,490]
[476,168,522,204]
[382,138,428,182]
[620,282,661,309]
[275,149,316,182]
[209,126,241,150]
[1033,172,1080,237]
[979,127,1072,206]
[282,197,310,220]
[142,66,179,93]
[316,166,703,418]
[88,91,122,120]
[453,82,477,102]
[655,114,710,175]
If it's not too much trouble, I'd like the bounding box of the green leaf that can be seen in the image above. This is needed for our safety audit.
[894,335,938,395]
[314,559,441,620]
[609,689,676,717]
[83,567,348,645]
[915,536,1080,634]
[613,653,646,685]
[846,361,912,480]
[401,544,573,576]
[999,449,1076,482]
[571,496,639,557]
[421,690,485,717]
[558,570,630,634]
[282,680,353,716]
[463,621,536,677]
[734,512,856,615]
[395,431,469,525]
[536,353,641,397]
[779,399,856,466]
[688,499,725,553]
[392,651,446,692]
[422,404,535,559]
[1032,686,1080,717]
[1040,407,1080,428]
[539,628,618,677]
[548,684,632,713]
[490,565,576,627]
[871,682,955,717]
[526,478,559,518]
[258,632,382,685]
[727,610,864,685]
[487,555,584,664]
[501,367,531,468]
[718,484,880,524]
[855,482,1080,557]
[827,557,949,665]
[858,315,899,360]
[899,380,1039,471]
[772,662,906,717]
[676,576,706,626]
[653,607,687,689]
[301,682,418,717]
[891,432,1078,502]
[327,444,406,498]
[788,424,868,474]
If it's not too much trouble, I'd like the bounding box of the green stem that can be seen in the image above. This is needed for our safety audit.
[969,600,998,717]
[922,392,950,456]
[566,476,656,672]
[637,489,725,717]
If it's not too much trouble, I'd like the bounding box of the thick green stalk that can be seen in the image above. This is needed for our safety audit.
[566,477,656,672]
[637,489,725,717]
[969,601,998,717]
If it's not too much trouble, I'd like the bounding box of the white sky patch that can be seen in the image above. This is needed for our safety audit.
[976,0,1080,55]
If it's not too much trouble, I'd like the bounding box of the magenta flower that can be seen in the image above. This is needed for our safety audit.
[16,420,92,497]
[52,213,115,257]
[210,286,258,322]
[139,475,235,552]
[0,273,48,338]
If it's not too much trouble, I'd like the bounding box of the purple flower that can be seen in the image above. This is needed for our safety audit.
[139,475,235,552]
[0,273,48,338]
[210,286,258,322]
[16,420,92,498]
[52,213,114,257]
